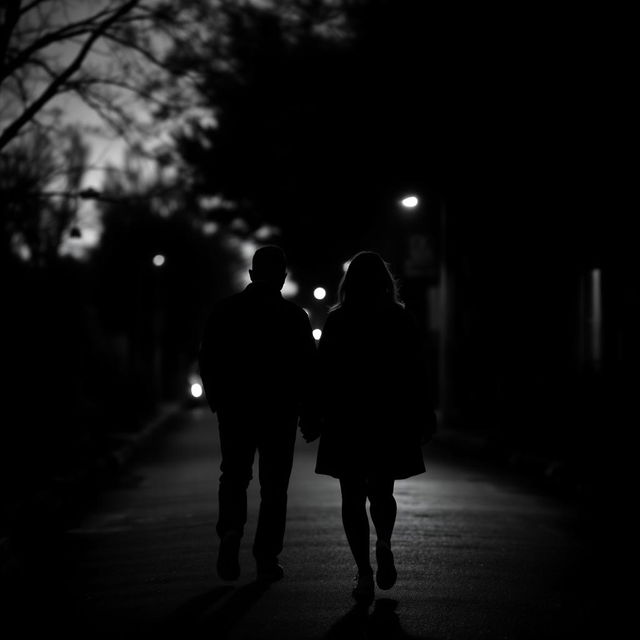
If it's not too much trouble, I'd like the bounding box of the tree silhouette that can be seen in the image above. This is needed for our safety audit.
[0,124,90,265]
[0,0,212,154]
[166,1,555,278]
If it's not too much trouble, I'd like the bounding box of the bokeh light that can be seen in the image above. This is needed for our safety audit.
[401,195,419,208]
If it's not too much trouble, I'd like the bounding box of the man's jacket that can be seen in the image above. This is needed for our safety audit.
[198,282,316,417]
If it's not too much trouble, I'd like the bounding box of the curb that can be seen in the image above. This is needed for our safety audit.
[105,402,183,469]
[432,428,587,499]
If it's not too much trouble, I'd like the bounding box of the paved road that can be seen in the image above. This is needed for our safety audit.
[3,407,601,639]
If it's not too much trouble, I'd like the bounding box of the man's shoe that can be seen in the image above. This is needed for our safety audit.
[375,540,397,590]
[217,532,241,581]
[256,559,284,583]
[352,569,374,603]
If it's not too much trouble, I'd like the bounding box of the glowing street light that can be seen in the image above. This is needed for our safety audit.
[190,382,203,398]
[312,328,322,341]
[400,195,419,208]
[313,287,327,300]
[153,254,165,267]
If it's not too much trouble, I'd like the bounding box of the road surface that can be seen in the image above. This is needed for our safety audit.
[4,407,602,639]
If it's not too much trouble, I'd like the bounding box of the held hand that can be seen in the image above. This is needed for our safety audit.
[300,424,321,443]
[420,410,438,445]
[299,416,322,443]
[301,429,321,444]
[420,430,434,446]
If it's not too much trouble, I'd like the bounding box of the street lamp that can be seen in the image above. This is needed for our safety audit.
[400,195,419,208]
[151,253,165,401]
[313,287,327,300]
[396,190,449,426]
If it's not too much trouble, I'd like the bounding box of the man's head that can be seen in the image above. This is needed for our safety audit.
[249,245,287,290]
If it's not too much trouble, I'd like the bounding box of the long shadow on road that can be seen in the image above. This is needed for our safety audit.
[325,598,437,640]
[166,589,437,640]
[164,580,271,638]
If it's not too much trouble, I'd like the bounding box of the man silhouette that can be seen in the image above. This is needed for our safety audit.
[198,245,316,582]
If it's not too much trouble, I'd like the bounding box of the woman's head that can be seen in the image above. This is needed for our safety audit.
[337,251,403,308]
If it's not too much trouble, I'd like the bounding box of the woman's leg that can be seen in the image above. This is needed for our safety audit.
[339,476,372,573]
[367,476,396,546]
[368,476,398,589]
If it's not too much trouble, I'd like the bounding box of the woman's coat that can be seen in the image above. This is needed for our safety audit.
[315,301,435,479]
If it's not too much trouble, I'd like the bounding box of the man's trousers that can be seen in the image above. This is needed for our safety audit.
[216,409,298,563]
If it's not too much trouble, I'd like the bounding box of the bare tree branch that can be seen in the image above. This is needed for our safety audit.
[0,0,22,72]
[0,0,140,152]
[100,31,168,71]
[76,91,129,136]
[18,0,50,17]
[1,4,131,83]
[68,75,170,109]
[21,50,58,78]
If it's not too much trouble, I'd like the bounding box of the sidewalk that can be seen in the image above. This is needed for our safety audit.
[433,422,592,501]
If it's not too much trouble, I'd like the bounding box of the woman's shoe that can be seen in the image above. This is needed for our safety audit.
[256,559,284,583]
[375,541,397,590]
[352,569,374,602]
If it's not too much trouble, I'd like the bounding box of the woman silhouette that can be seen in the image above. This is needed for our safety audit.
[309,251,436,602]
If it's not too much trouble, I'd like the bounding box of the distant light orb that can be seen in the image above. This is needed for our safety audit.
[313,287,327,300]
[312,329,322,341]
[190,382,203,398]
[153,254,165,267]
[401,196,419,208]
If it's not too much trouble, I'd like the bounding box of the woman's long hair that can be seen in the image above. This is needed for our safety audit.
[334,251,404,310]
